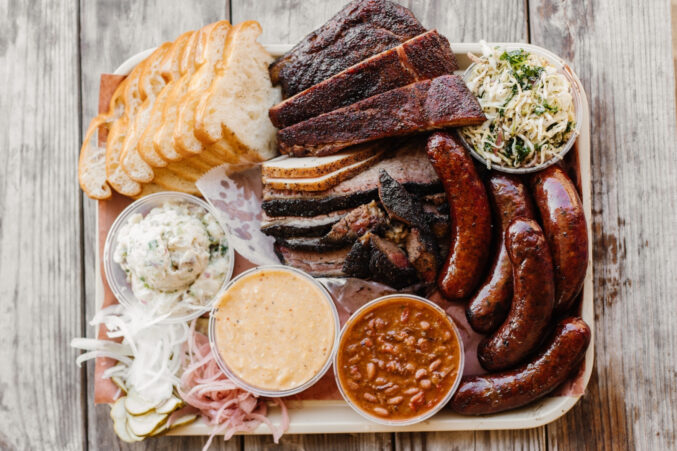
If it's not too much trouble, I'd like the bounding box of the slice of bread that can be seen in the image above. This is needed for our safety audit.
[263,151,384,191]
[154,24,214,163]
[120,43,172,182]
[78,77,127,199]
[174,21,231,157]
[195,21,281,163]
[262,143,380,179]
[105,61,146,196]
[137,31,195,168]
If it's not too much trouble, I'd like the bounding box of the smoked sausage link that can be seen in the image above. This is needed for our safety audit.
[477,217,555,371]
[530,165,588,313]
[425,132,491,301]
[466,174,535,334]
[450,317,591,415]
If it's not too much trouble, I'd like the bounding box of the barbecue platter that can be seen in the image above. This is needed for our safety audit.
[73,0,593,446]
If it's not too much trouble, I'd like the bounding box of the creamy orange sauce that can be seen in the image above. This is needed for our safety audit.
[213,268,335,391]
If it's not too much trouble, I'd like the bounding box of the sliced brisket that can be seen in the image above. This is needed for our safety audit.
[269,30,457,128]
[260,210,349,237]
[262,140,442,217]
[274,237,345,252]
[274,244,350,277]
[368,235,418,288]
[323,201,386,244]
[343,234,373,279]
[378,169,431,233]
[269,0,426,98]
[277,75,486,157]
[405,227,439,284]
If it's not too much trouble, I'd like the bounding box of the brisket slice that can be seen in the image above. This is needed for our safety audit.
[322,201,386,244]
[278,75,486,157]
[263,140,441,217]
[368,235,417,289]
[274,237,344,252]
[274,244,350,277]
[269,0,426,98]
[261,210,349,237]
[269,30,457,128]
[378,169,431,233]
[343,234,373,279]
[405,227,439,283]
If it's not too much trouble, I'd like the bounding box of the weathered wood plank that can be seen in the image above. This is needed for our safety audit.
[0,0,84,449]
[78,1,236,449]
[529,0,677,449]
[231,0,538,449]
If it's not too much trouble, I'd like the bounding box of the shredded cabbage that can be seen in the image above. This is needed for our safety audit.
[460,41,577,169]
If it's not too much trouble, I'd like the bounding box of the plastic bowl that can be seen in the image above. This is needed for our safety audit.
[334,294,465,426]
[103,191,235,323]
[208,265,340,397]
[459,43,583,174]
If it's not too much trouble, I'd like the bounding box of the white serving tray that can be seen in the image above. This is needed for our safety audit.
[96,42,594,435]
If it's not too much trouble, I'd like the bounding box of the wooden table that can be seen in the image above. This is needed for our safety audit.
[1,0,675,449]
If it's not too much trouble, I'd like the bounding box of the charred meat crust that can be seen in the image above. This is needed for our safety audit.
[405,227,439,283]
[378,169,431,233]
[269,0,426,98]
[368,235,418,288]
[278,75,486,157]
[322,201,386,244]
[450,317,591,415]
[343,234,374,278]
[269,30,457,128]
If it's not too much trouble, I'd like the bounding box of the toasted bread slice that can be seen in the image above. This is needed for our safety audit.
[262,143,381,179]
[120,43,172,183]
[263,150,384,191]
[174,21,232,158]
[154,24,214,163]
[131,182,168,200]
[105,60,147,196]
[195,21,281,162]
[136,31,195,168]
[152,167,201,194]
[78,75,127,199]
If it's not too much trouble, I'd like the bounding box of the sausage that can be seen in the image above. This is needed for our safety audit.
[530,165,589,313]
[477,218,555,371]
[466,174,535,334]
[425,132,491,301]
[450,316,591,415]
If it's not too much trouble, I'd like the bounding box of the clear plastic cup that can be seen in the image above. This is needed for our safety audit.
[334,294,465,426]
[103,191,235,323]
[459,43,584,174]
[208,265,340,397]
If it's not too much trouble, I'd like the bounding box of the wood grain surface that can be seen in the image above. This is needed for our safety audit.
[0,0,675,449]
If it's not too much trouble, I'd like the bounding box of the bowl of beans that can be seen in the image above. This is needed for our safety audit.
[334,294,464,425]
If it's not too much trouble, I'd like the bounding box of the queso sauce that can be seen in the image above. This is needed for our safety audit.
[213,268,336,392]
[337,297,461,420]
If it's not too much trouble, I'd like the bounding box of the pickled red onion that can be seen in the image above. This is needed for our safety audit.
[179,325,288,449]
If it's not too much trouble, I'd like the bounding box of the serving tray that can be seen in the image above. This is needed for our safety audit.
[95,42,594,435]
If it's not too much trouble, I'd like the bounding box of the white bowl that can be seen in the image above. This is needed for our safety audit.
[103,191,235,323]
[459,44,583,174]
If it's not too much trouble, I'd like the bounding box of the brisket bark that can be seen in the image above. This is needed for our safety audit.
[277,75,486,157]
[269,0,426,98]
[378,169,431,233]
[269,30,457,128]
[322,201,386,244]
[368,235,418,288]
[405,227,439,283]
[262,140,441,217]
[343,234,374,279]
